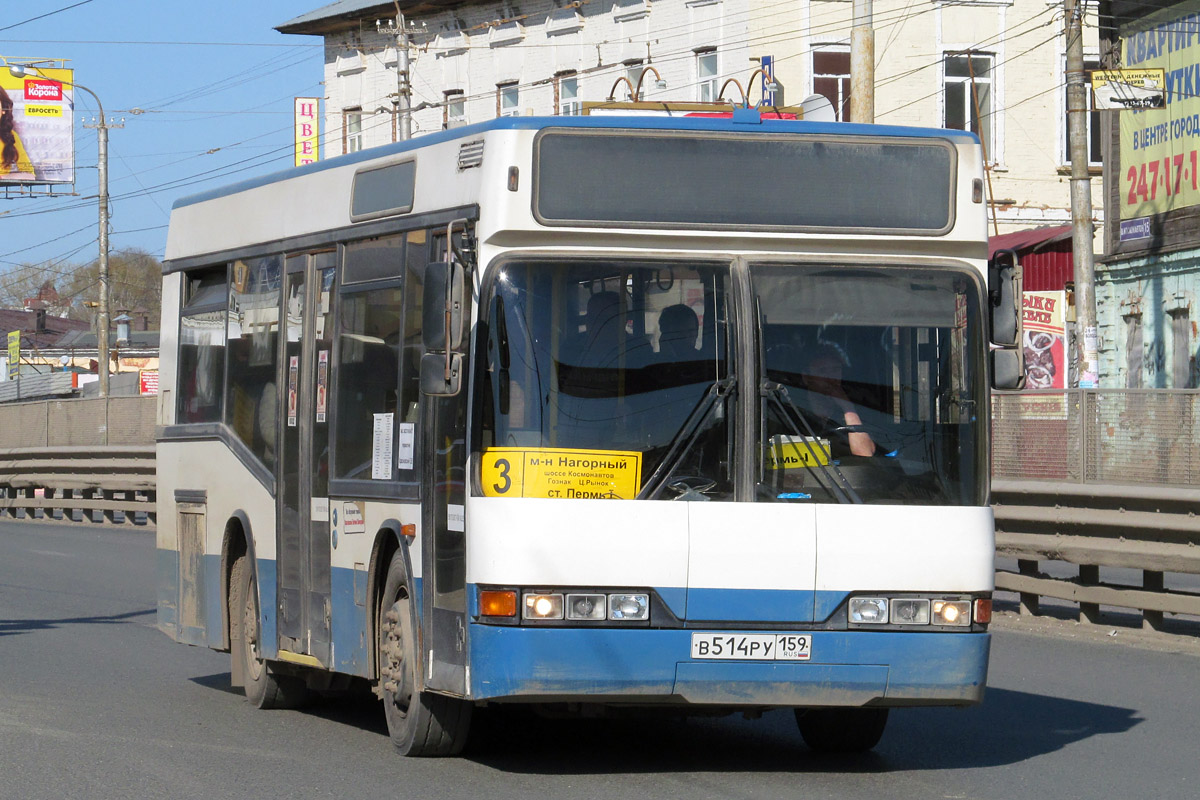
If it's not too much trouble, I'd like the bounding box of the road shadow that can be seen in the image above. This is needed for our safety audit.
[189,672,244,696]
[184,675,1141,773]
[463,687,1140,774]
[0,607,153,637]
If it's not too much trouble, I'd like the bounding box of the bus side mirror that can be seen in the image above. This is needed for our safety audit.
[988,249,1023,348]
[421,352,462,396]
[991,347,1026,391]
[422,260,465,352]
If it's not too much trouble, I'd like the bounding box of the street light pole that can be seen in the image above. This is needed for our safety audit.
[10,65,115,396]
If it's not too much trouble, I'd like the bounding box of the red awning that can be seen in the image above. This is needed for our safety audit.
[989,225,1073,257]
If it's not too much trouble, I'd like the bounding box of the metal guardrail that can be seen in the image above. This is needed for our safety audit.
[0,392,1196,633]
[992,390,1200,631]
[0,397,156,525]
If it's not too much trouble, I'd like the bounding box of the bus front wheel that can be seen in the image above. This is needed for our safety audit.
[230,554,309,709]
[378,551,472,756]
[794,707,888,753]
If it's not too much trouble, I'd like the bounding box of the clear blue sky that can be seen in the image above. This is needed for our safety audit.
[1,0,325,284]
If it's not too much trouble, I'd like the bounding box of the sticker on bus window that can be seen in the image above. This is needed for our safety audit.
[287,355,299,427]
[316,350,329,422]
[480,447,642,500]
[767,435,830,470]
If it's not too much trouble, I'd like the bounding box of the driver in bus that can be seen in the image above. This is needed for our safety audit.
[799,342,876,458]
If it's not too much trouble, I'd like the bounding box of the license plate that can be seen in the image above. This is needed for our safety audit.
[690,633,812,661]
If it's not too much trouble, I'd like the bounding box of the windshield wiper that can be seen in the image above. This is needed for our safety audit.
[761,381,862,505]
[638,376,736,500]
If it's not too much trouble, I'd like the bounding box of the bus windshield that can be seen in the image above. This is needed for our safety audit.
[479,259,735,499]
[477,259,986,506]
[754,264,986,506]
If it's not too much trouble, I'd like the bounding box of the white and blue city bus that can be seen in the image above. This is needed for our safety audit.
[157,111,1024,756]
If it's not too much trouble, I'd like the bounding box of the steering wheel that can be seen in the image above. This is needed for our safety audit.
[667,475,717,500]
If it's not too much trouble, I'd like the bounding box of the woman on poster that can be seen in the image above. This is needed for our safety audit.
[0,86,36,181]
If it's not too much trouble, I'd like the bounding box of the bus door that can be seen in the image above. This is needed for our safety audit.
[277,251,337,664]
[422,227,472,696]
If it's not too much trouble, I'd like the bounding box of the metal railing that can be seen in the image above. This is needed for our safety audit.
[0,397,155,525]
[0,391,1196,635]
[991,390,1200,631]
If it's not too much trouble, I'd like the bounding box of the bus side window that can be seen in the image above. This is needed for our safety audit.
[333,233,411,482]
[177,265,228,425]
[225,256,283,469]
[401,229,427,427]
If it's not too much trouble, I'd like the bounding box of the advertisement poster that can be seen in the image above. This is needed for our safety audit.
[294,97,319,166]
[1022,291,1068,389]
[138,369,159,395]
[0,67,75,184]
[7,331,19,381]
[1119,2,1200,219]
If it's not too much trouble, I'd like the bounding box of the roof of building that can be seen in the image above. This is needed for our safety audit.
[0,308,92,350]
[989,224,1074,257]
[277,1,455,35]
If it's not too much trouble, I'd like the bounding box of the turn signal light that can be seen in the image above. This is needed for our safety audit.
[480,590,517,617]
[973,598,992,624]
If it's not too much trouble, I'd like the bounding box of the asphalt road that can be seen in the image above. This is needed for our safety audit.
[2,521,1198,800]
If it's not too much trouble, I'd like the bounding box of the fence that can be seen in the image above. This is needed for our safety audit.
[0,396,156,525]
[991,389,1200,631]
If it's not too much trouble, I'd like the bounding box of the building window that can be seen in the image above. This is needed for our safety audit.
[444,91,465,129]
[944,53,995,161]
[697,50,718,103]
[1064,58,1102,167]
[1124,313,1142,388]
[813,47,851,122]
[1170,308,1193,388]
[622,61,643,101]
[559,76,580,116]
[498,83,519,117]
[343,108,363,154]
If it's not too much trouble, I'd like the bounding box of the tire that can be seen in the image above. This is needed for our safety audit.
[795,707,889,753]
[378,550,472,756]
[230,554,309,710]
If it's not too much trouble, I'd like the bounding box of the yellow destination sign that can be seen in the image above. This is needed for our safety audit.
[767,435,830,470]
[480,447,642,499]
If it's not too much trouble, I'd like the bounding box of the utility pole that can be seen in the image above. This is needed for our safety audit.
[1065,0,1099,387]
[851,0,875,123]
[395,3,412,140]
[86,113,116,396]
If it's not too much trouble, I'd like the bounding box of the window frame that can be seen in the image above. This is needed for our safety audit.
[343,107,364,154]
[696,49,718,103]
[497,83,520,118]
[812,45,851,122]
[942,52,997,164]
[1062,55,1102,168]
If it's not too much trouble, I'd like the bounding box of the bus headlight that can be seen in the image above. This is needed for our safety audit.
[523,593,564,620]
[607,593,649,620]
[849,597,888,624]
[890,598,930,625]
[566,593,607,621]
[932,599,971,626]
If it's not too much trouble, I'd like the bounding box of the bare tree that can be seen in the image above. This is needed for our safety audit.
[64,248,163,329]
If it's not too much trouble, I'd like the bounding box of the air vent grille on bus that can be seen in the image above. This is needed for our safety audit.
[457,140,485,171]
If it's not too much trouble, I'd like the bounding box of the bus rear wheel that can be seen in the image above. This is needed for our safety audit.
[378,551,472,756]
[795,707,888,753]
[230,554,308,709]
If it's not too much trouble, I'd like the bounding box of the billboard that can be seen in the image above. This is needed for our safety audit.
[1118,2,1200,221]
[0,66,75,185]
[294,97,318,166]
